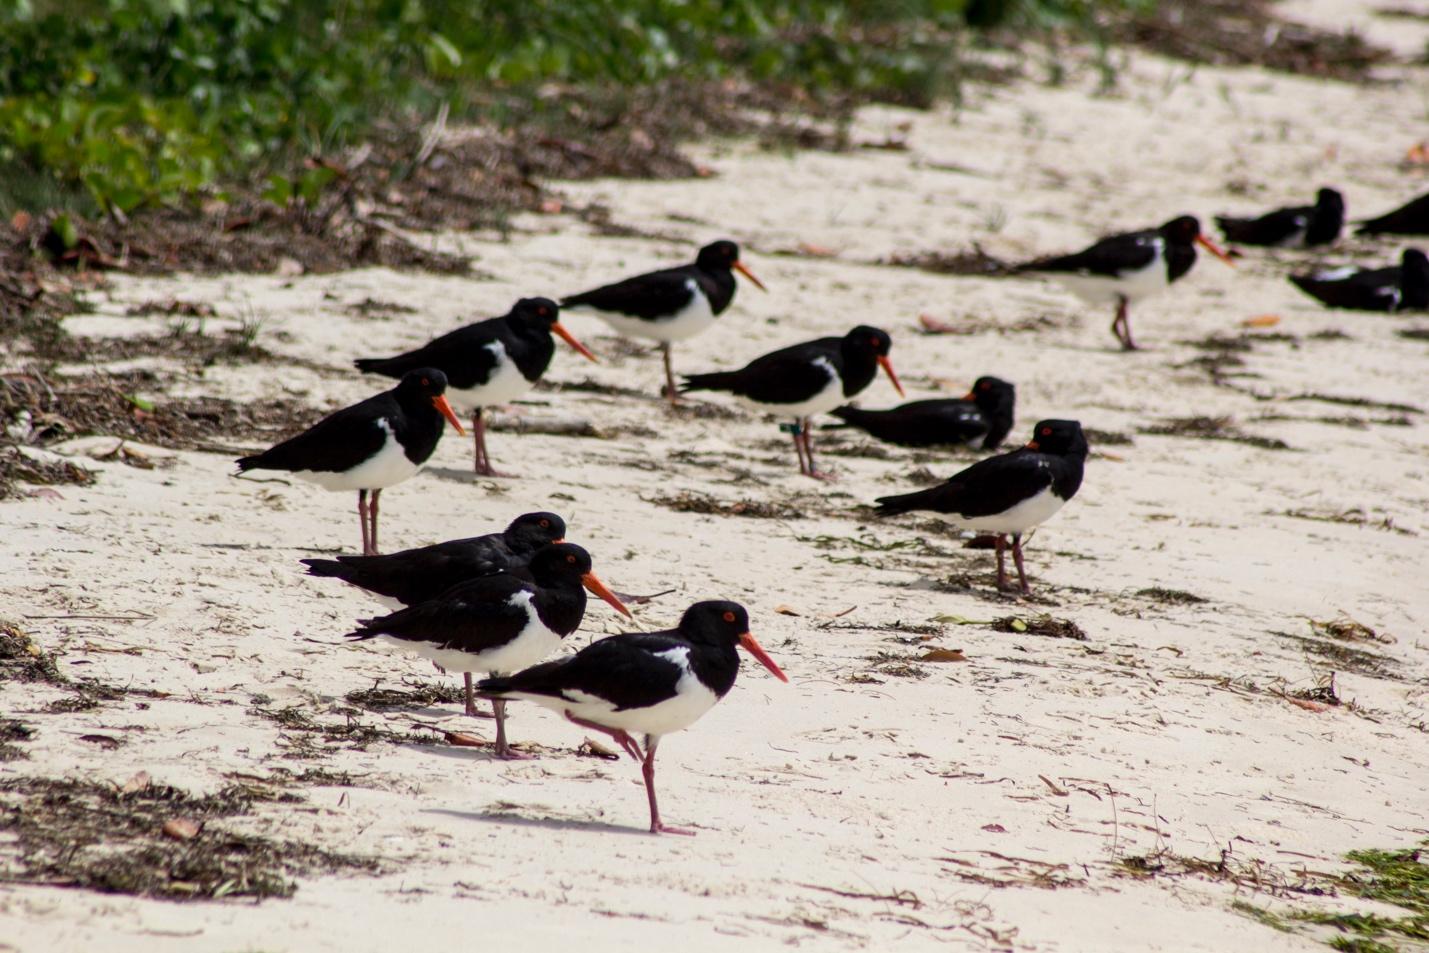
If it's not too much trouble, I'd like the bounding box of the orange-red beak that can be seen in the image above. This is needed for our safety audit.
[1026,440,1040,450]
[432,395,465,435]
[553,321,598,363]
[1196,234,1236,268]
[738,631,788,682]
[878,355,905,398]
[962,389,976,401]
[581,571,632,618]
[733,260,767,291]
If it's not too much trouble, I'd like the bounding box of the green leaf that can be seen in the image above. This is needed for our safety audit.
[123,394,156,412]
[51,212,78,249]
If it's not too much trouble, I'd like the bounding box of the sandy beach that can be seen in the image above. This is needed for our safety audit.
[3,2,1428,950]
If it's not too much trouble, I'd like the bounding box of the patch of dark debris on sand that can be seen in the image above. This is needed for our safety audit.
[878,245,1012,276]
[990,615,1087,640]
[0,618,66,685]
[1082,428,1134,446]
[1139,415,1293,451]
[646,491,804,520]
[250,704,451,759]
[0,718,35,761]
[1112,0,1395,81]
[0,775,374,900]
[1274,629,1398,679]
[2,369,316,459]
[0,445,95,500]
[1276,507,1417,537]
[1137,587,1210,605]
[344,680,463,712]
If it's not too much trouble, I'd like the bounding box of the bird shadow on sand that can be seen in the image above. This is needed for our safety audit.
[424,807,649,837]
[421,466,502,485]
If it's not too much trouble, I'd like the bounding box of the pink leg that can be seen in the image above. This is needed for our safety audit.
[789,423,809,475]
[358,490,373,555]
[803,418,835,481]
[463,672,480,717]
[564,712,643,761]
[491,699,532,760]
[368,488,381,554]
[642,737,694,835]
[1011,533,1032,595]
[662,343,682,406]
[994,533,1012,591]
[472,409,511,477]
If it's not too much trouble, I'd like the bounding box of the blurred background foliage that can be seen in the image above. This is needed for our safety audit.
[0,0,1141,216]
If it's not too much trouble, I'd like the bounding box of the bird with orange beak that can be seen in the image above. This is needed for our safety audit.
[345,542,632,760]
[354,298,596,477]
[681,325,904,479]
[477,600,788,834]
[236,368,464,556]
[562,239,766,405]
[1017,215,1235,350]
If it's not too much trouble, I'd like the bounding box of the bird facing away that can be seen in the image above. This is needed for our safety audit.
[354,298,596,476]
[1019,215,1234,350]
[301,510,567,714]
[830,376,1016,451]
[345,542,631,759]
[1216,187,1345,248]
[1288,248,1429,313]
[681,325,904,479]
[477,600,787,835]
[875,419,1088,595]
[562,240,766,405]
[1356,191,1429,236]
[236,369,463,556]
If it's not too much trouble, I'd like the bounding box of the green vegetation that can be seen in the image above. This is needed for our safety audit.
[0,0,1137,216]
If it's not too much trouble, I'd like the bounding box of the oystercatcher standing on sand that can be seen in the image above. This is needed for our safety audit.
[681,325,904,479]
[1356,191,1429,236]
[562,240,766,405]
[345,542,631,758]
[301,511,567,712]
[1018,215,1234,350]
[875,419,1087,595]
[1215,187,1345,248]
[354,298,596,476]
[236,369,463,556]
[830,375,1016,451]
[477,600,787,834]
[1288,248,1429,313]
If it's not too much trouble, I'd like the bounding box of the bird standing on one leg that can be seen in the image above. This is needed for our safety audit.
[562,240,766,405]
[354,298,595,477]
[477,601,787,834]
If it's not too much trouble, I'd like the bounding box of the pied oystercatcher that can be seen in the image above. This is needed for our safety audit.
[1356,191,1429,236]
[875,419,1087,594]
[1215,187,1344,248]
[681,325,904,479]
[301,510,566,713]
[236,369,463,556]
[354,298,595,476]
[345,542,631,758]
[477,600,787,835]
[830,375,1015,451]
[1019,215,1234,350]
[1288,248,1429,312]
[562,240,766,404]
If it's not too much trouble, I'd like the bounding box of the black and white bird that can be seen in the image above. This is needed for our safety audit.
[875,419,1087,595]
[1215,187,1344,248]
[1356,191,1429,236]
[681,325,904,479]
[829,376,1016,451]
[236,369,463,556]
[301,511,567,713]
[562,240,766,404]
[476,600,787,835]
[1018,215,1234,350]
[1288,249,1429,313]
[344,543,631,758]
[353,298,596,476]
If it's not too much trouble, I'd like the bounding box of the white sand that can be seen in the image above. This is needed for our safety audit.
[3,3,1428,950]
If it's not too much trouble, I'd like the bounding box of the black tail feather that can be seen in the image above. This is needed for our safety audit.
[300,557,351,579]
[874,485,944,515]
[354,356,410,378]
[680,370,739,394]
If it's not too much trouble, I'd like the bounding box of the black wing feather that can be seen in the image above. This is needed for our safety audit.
[563,269,698,319]
[236,394,394,474]
[1023,231,1159,278]
[355,320,503,389]
[346,576,532,654]
[876,449,1055,518]
[479,632,688,710]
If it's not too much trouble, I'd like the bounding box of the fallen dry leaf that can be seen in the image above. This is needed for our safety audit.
[1243,314,1282,328]
[121,771,151,794]
[162,818,201,841]
[1287,698,1332,713]
[919,647,968,663]
[918,313,959,334]
[443,731,486,747]
[1038,774,1069,796]
[797,242,838,258]
[774,605,802,617]
[578,738,620,760]
[981,823,1007,833]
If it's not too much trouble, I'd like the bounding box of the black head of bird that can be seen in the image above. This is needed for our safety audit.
[1024,419,1089,456]
[396,368,465,434]
[510,296,597,362]
[697,239,766,290]
[679,600,788,682]
[844,326,905,397]
[527,542,631,617]
[506,511,567,548]
[1161,215,1235,267]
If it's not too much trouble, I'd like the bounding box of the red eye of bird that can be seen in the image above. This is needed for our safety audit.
[566,554,576,564]
[722,611,736,623]
[980,382,990,390]
[1041,427,1052,436]
[421,377,430,386]
[539,519,550,528]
